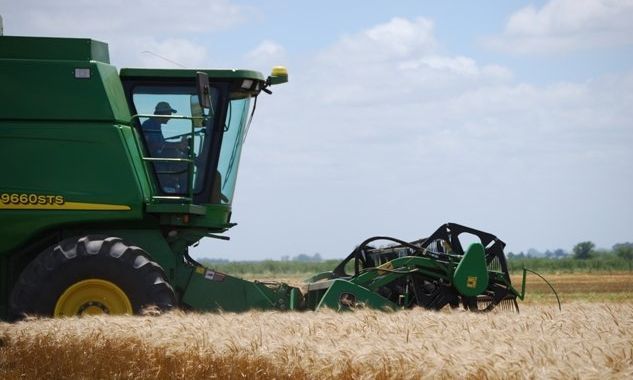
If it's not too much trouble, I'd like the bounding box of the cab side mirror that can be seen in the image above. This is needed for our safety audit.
[196,71,211,109]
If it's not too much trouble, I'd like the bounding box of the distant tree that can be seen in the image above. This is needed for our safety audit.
[573,241,595,260]
[527,248,542,258]
[545,250,553,259]
[613,242,633,251]
[292,253,323,262]
[553,249,567,259]
[293,254,311,262]
[614,243,633,271]
[507,252,515,259]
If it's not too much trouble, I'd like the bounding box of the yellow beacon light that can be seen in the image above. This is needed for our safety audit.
[268,66,288,85]
[271,66,288,76]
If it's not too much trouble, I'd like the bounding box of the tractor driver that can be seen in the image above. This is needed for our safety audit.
[141,101,188,157]
[141,101,189,193]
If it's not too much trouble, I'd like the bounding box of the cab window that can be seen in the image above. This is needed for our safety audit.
[132,86,218,195]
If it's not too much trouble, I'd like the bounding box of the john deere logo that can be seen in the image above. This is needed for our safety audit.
[467,276,478,288]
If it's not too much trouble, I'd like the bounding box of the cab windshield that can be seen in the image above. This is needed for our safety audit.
[215,96,252,205]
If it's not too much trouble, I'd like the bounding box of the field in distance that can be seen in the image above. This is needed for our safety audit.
[238,271,633,304]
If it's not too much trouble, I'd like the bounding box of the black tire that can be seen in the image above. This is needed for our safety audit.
[9,235,176,320]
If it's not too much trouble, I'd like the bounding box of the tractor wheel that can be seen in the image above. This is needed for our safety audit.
[9,235,176,320]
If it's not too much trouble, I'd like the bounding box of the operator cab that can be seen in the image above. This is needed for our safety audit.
[120,68,286,207]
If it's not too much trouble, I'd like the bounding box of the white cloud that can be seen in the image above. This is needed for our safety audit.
[245,40,287,69]
[3,0,251,36]
[363,17,436,57]
[399,56,513,81]
[222,16,633,259]
[310,18,513,107]
[247,40,285,58]
[320,17,436,65]
[485,0,633,54]
[399,56,480,75]
[1,0,253,66]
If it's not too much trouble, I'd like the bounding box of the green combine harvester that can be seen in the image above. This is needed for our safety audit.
[0,34,556,320]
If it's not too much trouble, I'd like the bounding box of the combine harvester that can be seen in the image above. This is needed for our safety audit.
[0,31,558,320]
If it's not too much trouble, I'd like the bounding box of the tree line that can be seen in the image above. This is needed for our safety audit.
[506,241,633,273]
[508,241,632,261]
[199,241,633,275]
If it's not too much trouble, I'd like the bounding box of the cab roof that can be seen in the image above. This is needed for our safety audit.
[119,68,265,82]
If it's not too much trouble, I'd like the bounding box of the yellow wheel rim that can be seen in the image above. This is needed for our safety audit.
[54,279,133,317]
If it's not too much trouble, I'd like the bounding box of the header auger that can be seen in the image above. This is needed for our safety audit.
[0,33,555,320]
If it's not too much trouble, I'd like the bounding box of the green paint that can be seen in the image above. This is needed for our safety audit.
[181,268,300,312]
[316,279,397,311]
[0,36,110,62]
[453,243,489,296]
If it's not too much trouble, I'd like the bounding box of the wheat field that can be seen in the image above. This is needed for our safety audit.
[1,302,632,379]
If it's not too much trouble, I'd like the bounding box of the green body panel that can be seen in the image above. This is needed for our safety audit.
[182,268,299,312]
[316,279,397,311]
[453,243,489,296]
[0,60,130,123]
[0,37,142,258]
[119,126,153,203]
[0,36,110,62]
[0,121,145,253]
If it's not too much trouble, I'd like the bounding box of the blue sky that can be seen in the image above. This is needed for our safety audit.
[3,0,632,260]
